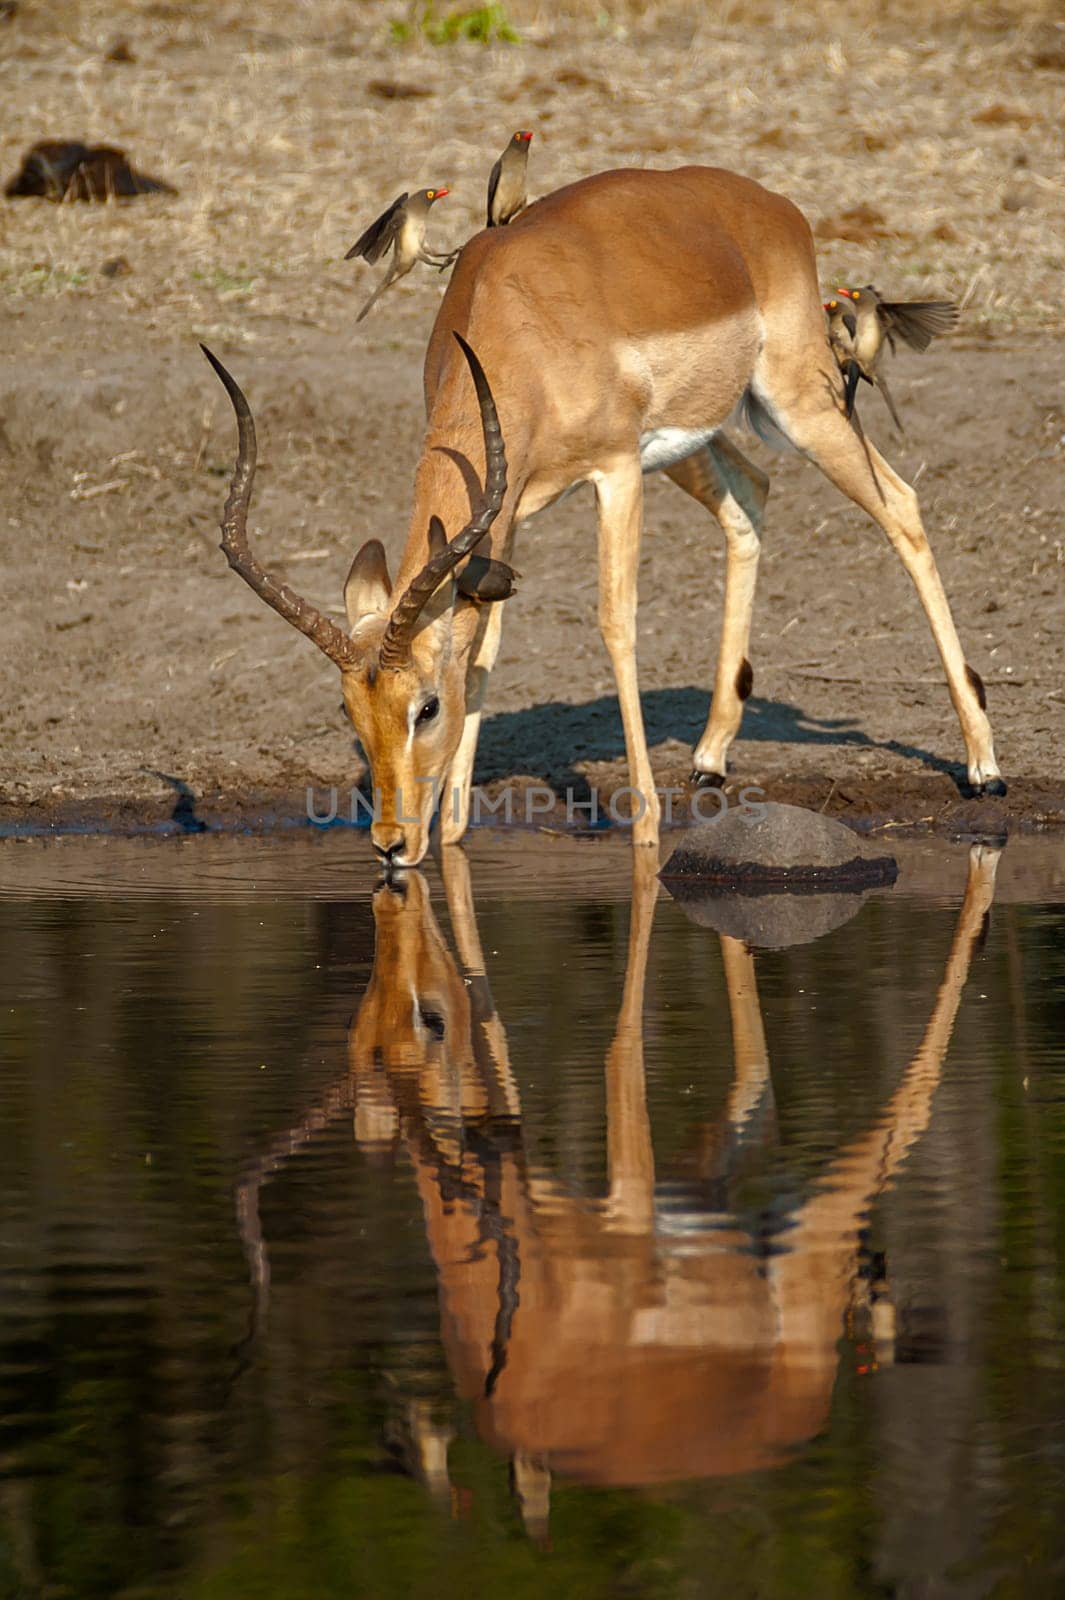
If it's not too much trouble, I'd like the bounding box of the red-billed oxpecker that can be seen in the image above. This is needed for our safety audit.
[825,284,959,431]
[486,131,533,227]
[346,187,454,322]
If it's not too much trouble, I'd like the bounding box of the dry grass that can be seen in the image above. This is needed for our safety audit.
[0,0,1062,342]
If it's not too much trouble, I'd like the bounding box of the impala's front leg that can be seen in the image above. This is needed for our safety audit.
[595,461,661,850]
[441,599,506,845]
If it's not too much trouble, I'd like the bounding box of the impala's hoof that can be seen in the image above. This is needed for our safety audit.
[972,777,1008,799]
[690,769,726,789]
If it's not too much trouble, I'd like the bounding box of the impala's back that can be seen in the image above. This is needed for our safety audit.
[425,165,824,506]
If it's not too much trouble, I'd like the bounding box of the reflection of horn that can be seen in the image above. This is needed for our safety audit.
[234,1077,355,1338]
[442,851,523,1401]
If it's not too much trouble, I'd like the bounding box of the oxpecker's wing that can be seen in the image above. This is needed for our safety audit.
[486,154,503,226]
[345,192,408,262]
[882,300,959,352]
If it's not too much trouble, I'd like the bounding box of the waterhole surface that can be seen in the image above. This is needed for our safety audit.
[1,831,1063,1599]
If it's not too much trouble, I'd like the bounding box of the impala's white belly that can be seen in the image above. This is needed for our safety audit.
[638,425,720,473]
[520,425,722,519]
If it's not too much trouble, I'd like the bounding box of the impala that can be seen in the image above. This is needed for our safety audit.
[205,165,1005,866]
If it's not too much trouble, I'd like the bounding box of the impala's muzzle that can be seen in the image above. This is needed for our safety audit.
[372,827,407,866]
[370,786,436,868]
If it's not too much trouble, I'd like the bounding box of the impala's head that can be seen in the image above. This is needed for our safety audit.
[201,335,512,869]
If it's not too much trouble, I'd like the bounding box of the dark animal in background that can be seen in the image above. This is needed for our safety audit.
[5,140,176,202]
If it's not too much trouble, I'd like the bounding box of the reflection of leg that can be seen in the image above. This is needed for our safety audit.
[695,934,776,1182]
[407,1399,454,1506]
[848,1248,896,1369]
[720,935,773,1136]
[871,1274,898,1366]
[605,850,659,1230]
[440,845,522,1121]
[511,1452,551,1547]
[770,842,1001,1370]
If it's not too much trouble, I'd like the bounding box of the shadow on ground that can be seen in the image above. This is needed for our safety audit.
[476,688,968,793]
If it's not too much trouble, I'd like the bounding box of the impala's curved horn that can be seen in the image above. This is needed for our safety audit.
[379,332,508,669]
[201,345,358,668]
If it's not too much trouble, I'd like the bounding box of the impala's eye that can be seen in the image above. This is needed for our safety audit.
[416,695,440,726]
[419,1006,446,1040]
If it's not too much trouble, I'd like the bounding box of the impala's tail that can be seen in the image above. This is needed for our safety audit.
[739,385,794,452]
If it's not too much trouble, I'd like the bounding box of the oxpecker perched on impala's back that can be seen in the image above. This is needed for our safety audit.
[487,131,533,227]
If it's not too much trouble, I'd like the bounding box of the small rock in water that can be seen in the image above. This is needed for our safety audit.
[662,800,893,882]
[660,801,897,950]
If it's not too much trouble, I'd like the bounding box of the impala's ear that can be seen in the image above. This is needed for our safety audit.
[427,515,447,558]
[344,539,392,629]
[419,516,458,630]
[457,554,519,603]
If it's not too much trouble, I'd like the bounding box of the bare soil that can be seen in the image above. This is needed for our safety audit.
[0,2,1062,840]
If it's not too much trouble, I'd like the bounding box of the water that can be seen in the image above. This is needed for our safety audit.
[1,831,1063,1599]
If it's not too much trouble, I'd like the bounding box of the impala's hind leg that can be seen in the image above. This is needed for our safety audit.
[665,436,768,784]
[773,392,1002,793]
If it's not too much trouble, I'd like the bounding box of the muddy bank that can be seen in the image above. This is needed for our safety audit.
[1,320,1062,821]
[3,770,1063,843]
[0,6,1062,832]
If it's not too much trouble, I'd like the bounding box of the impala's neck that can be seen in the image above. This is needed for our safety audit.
[391,348,528,595]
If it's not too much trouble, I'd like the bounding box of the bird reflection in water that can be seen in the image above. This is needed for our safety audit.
[238,843,999,1542]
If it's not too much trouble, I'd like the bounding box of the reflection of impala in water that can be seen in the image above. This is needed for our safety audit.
[239,845,998,1534]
